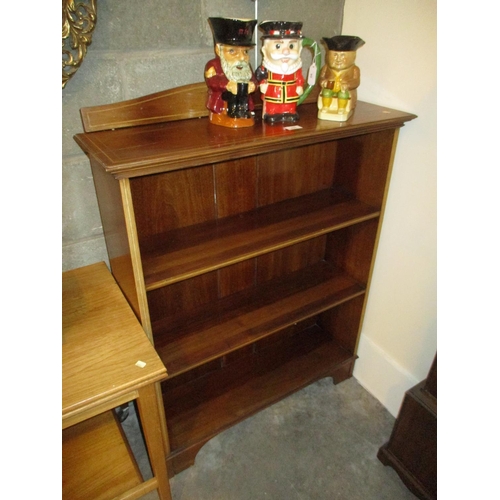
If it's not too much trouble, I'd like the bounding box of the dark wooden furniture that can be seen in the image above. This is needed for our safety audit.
[74,83,416,475]
[378,355,437,499]
[62,262,172,500]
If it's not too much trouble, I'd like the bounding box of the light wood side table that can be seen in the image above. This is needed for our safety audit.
[63,262,172,500]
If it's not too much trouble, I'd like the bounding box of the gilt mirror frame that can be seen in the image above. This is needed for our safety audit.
[62,0,97,88]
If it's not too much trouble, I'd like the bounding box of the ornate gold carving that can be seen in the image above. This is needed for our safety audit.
[62,0,97,88]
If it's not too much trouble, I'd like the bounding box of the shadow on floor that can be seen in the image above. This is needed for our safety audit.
[121,377,416,500]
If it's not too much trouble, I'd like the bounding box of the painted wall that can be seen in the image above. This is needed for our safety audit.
[343,0,437,416]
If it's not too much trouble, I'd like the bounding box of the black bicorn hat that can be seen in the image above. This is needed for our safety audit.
[322,35,365,52]
[208,17,257,47]
[259,20,304,39]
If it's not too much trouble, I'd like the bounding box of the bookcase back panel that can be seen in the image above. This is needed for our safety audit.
[130,166,216,246]
[147,272,219,325]
[218,260,257,298]
[255,237,327,283]
[215,158,258,217]
[257,142,338,206]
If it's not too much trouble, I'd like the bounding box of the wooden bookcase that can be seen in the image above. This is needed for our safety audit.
[74,83,416,475]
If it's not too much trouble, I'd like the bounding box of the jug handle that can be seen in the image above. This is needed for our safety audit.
[297,37,321,105]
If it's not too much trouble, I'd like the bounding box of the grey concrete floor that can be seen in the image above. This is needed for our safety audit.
[122,377,417,500]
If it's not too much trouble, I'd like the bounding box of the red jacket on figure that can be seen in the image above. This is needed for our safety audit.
[258,67,305,116]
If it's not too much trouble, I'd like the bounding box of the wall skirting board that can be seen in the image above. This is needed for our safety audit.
[353,335,419,417]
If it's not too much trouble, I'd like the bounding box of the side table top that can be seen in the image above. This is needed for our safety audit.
[62,262,167,425]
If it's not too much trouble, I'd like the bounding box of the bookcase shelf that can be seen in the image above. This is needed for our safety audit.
[163,325,354,473]
[153,260,365,377]
[141,190,378,290]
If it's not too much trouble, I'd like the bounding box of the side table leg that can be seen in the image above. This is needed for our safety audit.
[136,384,172,500]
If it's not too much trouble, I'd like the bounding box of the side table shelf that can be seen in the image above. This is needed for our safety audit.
[63,410,143,500]
[62,262,173,500]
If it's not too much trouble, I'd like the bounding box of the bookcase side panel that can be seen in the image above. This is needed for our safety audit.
[89,161,141,320]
